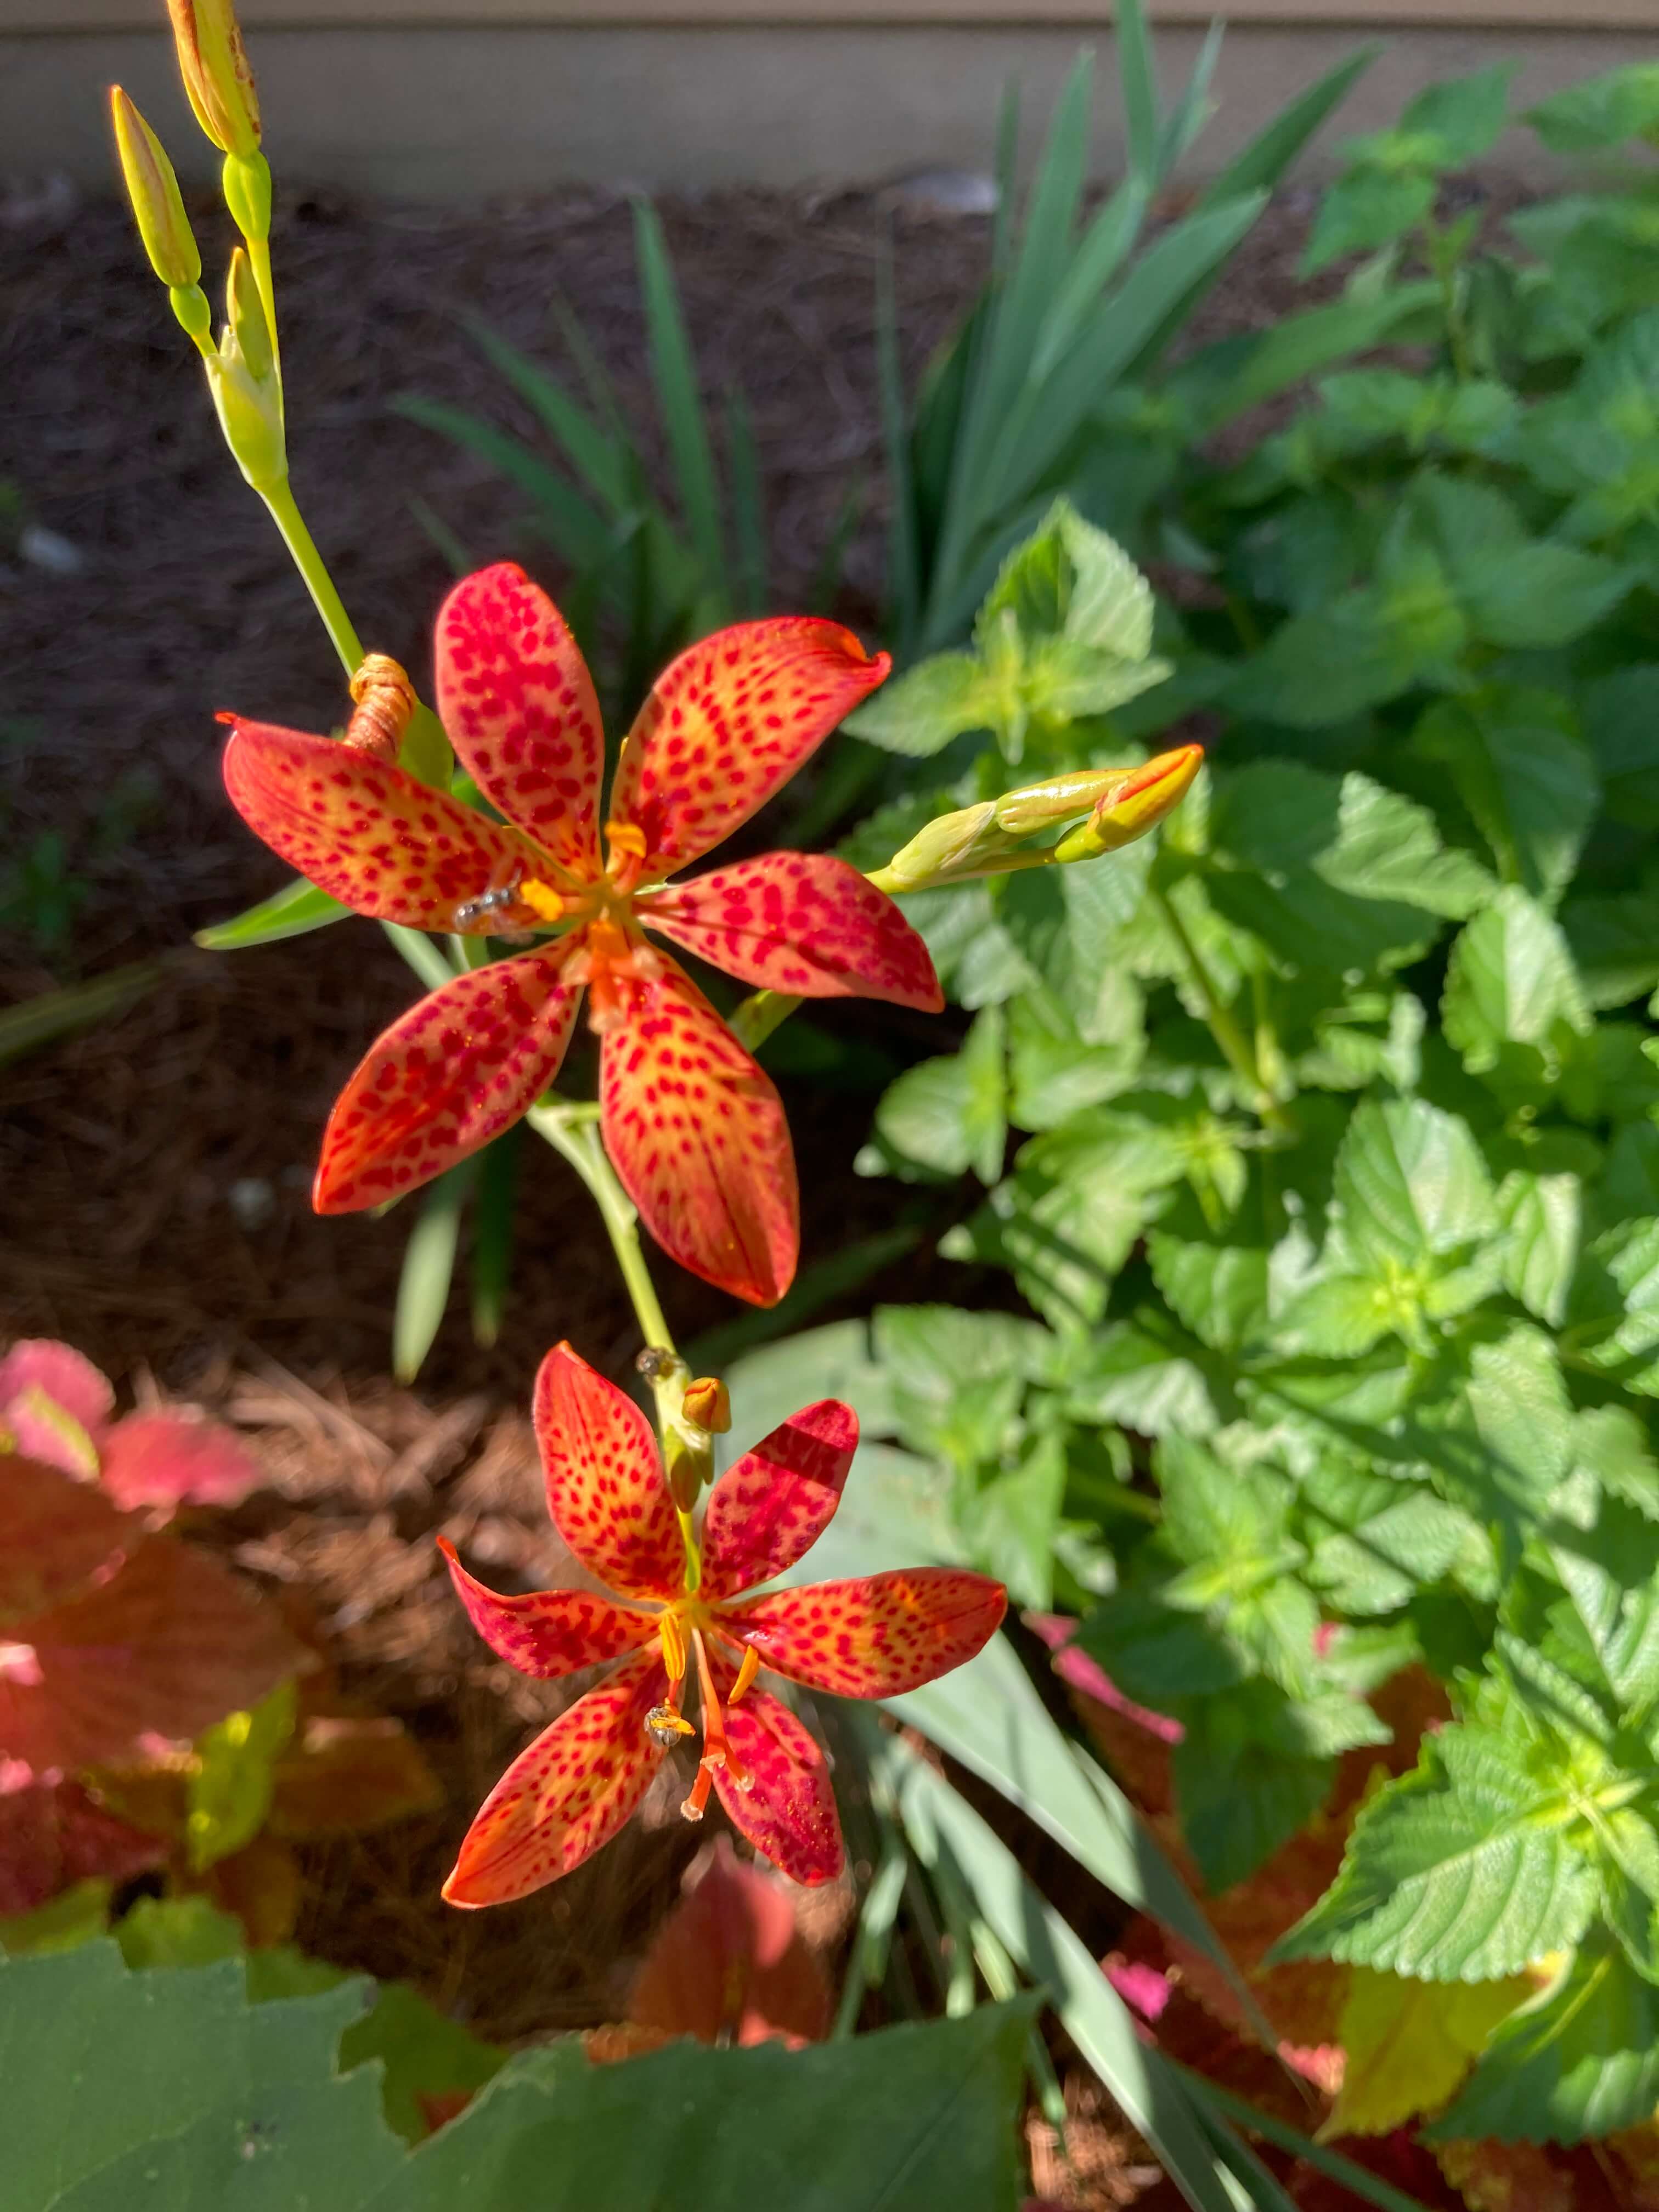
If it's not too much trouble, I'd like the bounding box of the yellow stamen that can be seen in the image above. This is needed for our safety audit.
[605,821,647,861]
[517,877,566,923]
[728,1644,760,1705]
[659,1608,688,1686]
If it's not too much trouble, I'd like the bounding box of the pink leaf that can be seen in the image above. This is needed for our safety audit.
[0,1776,166,1916]
[628,1833,832,2047]
[98,1409,264,1513]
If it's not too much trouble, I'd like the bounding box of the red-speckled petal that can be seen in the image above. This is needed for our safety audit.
[222,720,546,929]
[435,563,605,881]
[315,949,579,1214]
[718,1568,1007,1699]
[438,1536,656,1678]
[442,1646,665,1905]
[609,619,890,874]
[699,1401,858,1601]
[636,853,942,1011]
[600,956,798,1307]
[532,1343,686,1602]
[708,1662,842,1887]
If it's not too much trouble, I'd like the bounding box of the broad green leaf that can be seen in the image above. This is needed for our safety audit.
[194,877,348,951]
[187,1679,298,1872]
[1331,1097,1499,1273]
[1496,1169,1581,1327]
[873,1007,1007,1183]
[1567,1217,1659,1396]
[336,1981,506,2147]
[1062,1312,1228,1436]
[966,1434,1066,1609]
[1007,987,1143,1129]
[0,1940,1035,2212]
[1272,1721,1598,1979]
[1442,887,1592,1091]
[1224,584,1437,726]
[1430,1931,1659,2144]
[1148,1230,1269,1354]
[844,651,998,756]
[1454,541,1635,650]
[1390,62,1514,166]
[1548,1498,1659,1719]
[1327,1966,1527,2137]
[1304,170,1436,274]
[1527,62,1659,154]
[1303,1466,1481,1616]
[1564,890,1659,1010]
[1413,691,1598,910]
[115,1895,246,1971]
[1059,501,1158,658]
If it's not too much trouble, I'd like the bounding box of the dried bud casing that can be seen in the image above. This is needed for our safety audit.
[1053,743,1203,864]
[166,0,261,159]
[109,87,201,291]
[345,656,417,761]
[681,1377,731,1435]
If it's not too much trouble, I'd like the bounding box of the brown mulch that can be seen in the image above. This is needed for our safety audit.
[0,164,1351,2147]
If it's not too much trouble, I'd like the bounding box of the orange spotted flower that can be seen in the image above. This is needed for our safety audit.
[438,1343,1006,1902]
[219,564,940,1305]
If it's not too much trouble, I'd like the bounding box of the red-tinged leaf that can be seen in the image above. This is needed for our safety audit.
[267,1716,443,1838]
[699,1400,859,1599]
[0,1456,139,1624]
[0,1776,166,1915]
[202,1831,303,1947]
[637,853,940,1011]
[1432,2136,1583,2212]
[599,955,798,1306]
[434,563,605,883]
[438,1536,657,1678]
[1027,1613,1184,1741]
[442,1647,665,1906]
[222,720,546,929]
[532,1342,686,1602]
[0,1536,304,1777]
[1605,2124,1659,2212]
[0,1341,111,1476]
[1033,1614,1180,1816]
[720,1568,1006,1699]
[708,1660,842,1888]
[314,950,580,1214]
[628,1832,832,2047]
[609,618,890,874]
[97,1409,263,1513]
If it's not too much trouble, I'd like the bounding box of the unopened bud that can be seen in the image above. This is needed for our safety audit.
[166,0,261,159]
[681,1377,731,1435]
[110,88,200,293]
[663,1430,712,1514]
[206,246,285,490]
[880,801,1001,891]
[1053,743,1202,864]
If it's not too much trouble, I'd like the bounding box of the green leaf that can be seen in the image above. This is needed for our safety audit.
[1007,987,1143,1130]
[187,1679,298,1872]
[1548,1499,1659,1719]
[1496,1169,1581,1327]
[1527,62,1659,154]
[1173,1684,1362,1893]
[1567,1218,1659,1396]
[966,1434,1067,1609]
[392,1162,472,1384]
[1564,890,1659,1011]
[1304,170,1436,273]
[0,1939,1037,2211]
[1442,887,1592,1092]
[874,1009,1008,1184]
[1392,63,1514,166]
[1413,691,1598,910]
[336,1981,505,2147]
[115,1895,246,1971]
[843,651,998,756]
[194,877,349,951]
[1454,541,1635,650]
[1303,1465,1481,1616]
[1148,1229,1269,1354]
[0,962,165,1071]
[1430,1931,1659,2144]
[1272,1721,1599,1979]
[1063,1312,1228,1436]
[1331,1096,1499,1274]
[632,198,729,612]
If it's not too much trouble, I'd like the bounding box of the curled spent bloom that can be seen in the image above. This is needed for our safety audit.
[439,1342,1006,1903]
[221,563,940,1305]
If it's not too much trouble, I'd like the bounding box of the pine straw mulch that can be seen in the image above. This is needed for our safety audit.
[1,168,1395,2197]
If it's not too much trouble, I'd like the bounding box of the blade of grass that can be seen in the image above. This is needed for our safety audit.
[1198,43,1377,207]
[989,77,1022,279]
[461,315,630,512]
[876,237,922,655]
[1158,18,1224,178]
[1115,0,1162,187]
[407,495,476,579]
[724,390,767,619]
[393,1161,473,1383]
[1172,2067,1441,2212]
[469,1124,522,1349]
[392,394,610,567]
[0,960,163,1069]
[194,877,347,951]
[632,198,729,615]
[382,924,456,994]
[1030,172,1149,384]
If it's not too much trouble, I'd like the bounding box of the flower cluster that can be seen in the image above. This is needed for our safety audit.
[222,564,941,1304]
[440,1344,1005,1901]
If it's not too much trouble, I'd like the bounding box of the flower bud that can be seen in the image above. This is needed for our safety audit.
[206,246,285,491]
[681,1377,731,1435]
[879,801,1001,891]
[1053,743,1203,864]
[166,0,261,159]
[109,87,200,291]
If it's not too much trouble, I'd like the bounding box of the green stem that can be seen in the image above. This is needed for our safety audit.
[259,477,363,680]
[246,235,281,386]
[1152,887,1296,1140]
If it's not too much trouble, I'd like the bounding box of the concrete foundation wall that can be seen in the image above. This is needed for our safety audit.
[2,19,1652,199]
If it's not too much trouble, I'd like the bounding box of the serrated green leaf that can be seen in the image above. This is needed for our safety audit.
[1414,691,1598,909]
[1304,170,1437,274]
[1302,1465,1481,1616]
[1455,541,1635,651]
[1272,1721,1598,1979]
[1567,1218,1659,1396]
[967,1432,1067,1609]
[874,1007,1007,1183]
[1148,1231,1270,1353]
[1062,1312,1229,1436]
[844,651,1000,757]
[1527,62,1659,154]
[1430,1931,1659,2144]
[1442,887,1592,1093]
[1007,987,1143,1130]
[1496,1169,1581,1327]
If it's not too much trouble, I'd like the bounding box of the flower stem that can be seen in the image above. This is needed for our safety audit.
[258,477,363,680]
[1151,886,1297,1141]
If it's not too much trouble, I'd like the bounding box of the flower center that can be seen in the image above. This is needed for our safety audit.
[645,1606,761,1820]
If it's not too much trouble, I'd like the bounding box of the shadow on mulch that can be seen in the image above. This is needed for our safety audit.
[1,173,1330,2094]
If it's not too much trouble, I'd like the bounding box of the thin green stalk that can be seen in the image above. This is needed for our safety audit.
[246,235,280,385]
[259,477,363,679]
[1152,886,1296,1140]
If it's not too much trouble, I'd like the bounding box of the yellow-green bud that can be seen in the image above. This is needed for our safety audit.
[1052,743,1203,864]
[880,801,1001,891]
[109,87,200,291]
[223,150,272,248]
[166,0,261,159]
[206,246,285,490]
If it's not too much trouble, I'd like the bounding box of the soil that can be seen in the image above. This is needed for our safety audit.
[0,166,1369,2194]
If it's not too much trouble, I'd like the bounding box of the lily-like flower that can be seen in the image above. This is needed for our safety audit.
[439,1342,1006,1901]
[222,563,941,1304]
